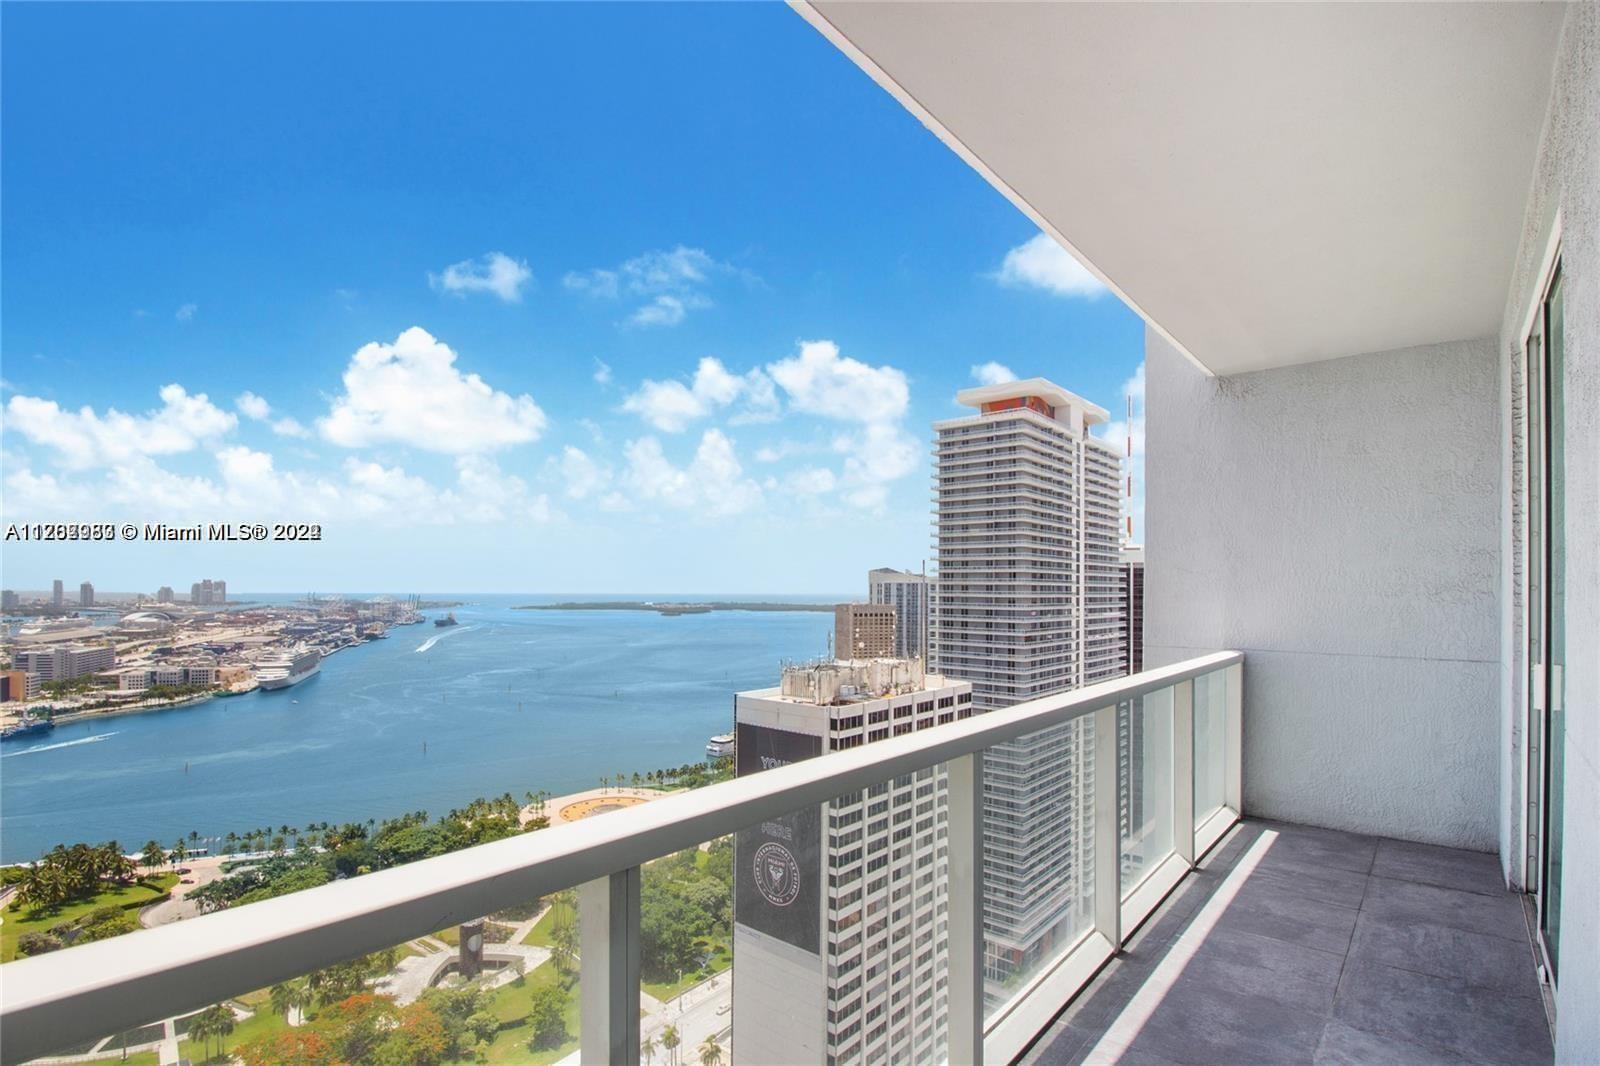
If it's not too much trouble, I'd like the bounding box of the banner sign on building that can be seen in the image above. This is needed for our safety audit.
[734,722,823,956]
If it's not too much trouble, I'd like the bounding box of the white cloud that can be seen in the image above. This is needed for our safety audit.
[786,466,837,495]
[593,359,613,386]
[837,423,921,512]
[1095,362,1145,543]
[428,252,533,303]
[766,340,908,425]
[452,456,552,524]
[235,391,272,421]
[995,233,1108,298]
[4,384,237,469]
[629,294,690,327]
[971,361,1018,386]
[176,303,198,322]
[2,464,94,513]
[232,391,310,438]
[271,417,311,439]
[558,445,612,500]
[565,246,737,328]
[319,327,547,454]
[624,429,761,516]
[622,356,775,433]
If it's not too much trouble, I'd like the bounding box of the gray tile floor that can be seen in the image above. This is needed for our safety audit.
[1019,820,1553,1065]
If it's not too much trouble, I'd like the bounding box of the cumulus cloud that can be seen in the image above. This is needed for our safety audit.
[767,340,908,425]
[235,391,272,421]
[319,327,547,454]
[557,445,612,500]
[4,384,237,469]
[565,246,739,328]
[234,391,312,438]
[971,361,1018,386]
[622,356,775,433]
[624,429,761,516]
[995,233,1108,298]
[785,466,837,495]
[175,303,198,322]
[836,423,921,512]
[429,252,533,303]
[593,359,613,386]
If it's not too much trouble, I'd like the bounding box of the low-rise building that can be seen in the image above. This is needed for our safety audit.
[13,644,116,681]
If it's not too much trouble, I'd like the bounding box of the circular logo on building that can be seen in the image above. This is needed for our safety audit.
[752,842,801,907]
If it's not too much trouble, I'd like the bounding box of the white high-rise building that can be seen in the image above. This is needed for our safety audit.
[51,580,63,608]
[931,378,1127,997]
[732,658,973,1064]
[867,567,928,661]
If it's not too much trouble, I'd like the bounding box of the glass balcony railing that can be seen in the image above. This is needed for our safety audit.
[1,652,1241,1065]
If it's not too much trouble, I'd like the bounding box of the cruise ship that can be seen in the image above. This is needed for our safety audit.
[256,647,322,690]
[706,733,735,759]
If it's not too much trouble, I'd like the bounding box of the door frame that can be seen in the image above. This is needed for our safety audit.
[1519,227,1563,984]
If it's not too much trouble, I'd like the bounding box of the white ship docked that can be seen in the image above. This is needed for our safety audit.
[256,647,322,690]
[706,733,736,759]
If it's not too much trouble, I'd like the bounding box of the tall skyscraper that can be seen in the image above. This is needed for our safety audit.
[2,590,19,612]
[868,567,928,660]
[931,377,1127,998]
[732,658,973,1063]
[833,602,896,659]
[157,586,175,604]
[213,580,227,604]
[79,582,94,607]
[51,580,64,608]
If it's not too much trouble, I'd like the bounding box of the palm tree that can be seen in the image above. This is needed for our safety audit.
[170,839,188,867]
[269,983,295,1020]
[699,1035,723,1066]
[661,1024,680,1066]
[141,840,166,876]
[642,1033,658,1065]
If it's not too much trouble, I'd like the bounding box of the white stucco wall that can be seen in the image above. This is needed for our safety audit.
[1145,330,1502,851]
[1498,5,1599,1060]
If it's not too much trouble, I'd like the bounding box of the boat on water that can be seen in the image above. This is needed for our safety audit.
[706,733,736,759]
[433,613,459,628]
[255,647,322,691]
[1,717,55,742]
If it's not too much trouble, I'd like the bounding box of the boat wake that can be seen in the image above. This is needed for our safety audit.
[2,733,118,758]
[415,626,475,654]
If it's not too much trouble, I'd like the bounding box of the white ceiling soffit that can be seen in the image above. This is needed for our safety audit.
[796,2,1565,376]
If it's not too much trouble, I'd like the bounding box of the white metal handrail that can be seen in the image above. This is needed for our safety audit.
[0,651,1241,1064]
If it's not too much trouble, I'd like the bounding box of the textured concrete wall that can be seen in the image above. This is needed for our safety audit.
[1498,6,1599,1060]
[1145,330,1502,851]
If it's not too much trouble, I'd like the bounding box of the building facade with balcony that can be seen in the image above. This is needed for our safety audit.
[932,379,1129,997]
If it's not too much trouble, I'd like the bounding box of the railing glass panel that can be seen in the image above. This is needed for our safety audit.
[981,719,1097,1023]
[1120,687,1175,896]
[1193,670,1228,828]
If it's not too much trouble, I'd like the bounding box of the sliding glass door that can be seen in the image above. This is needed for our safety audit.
[1527,258,1565,978]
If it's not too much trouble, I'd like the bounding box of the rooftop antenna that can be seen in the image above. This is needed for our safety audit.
[1126,393,1135,544]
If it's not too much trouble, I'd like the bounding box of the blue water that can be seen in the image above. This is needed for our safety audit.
[0,595,837,863]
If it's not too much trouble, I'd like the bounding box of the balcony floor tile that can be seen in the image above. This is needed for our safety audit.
[1020,819,1552,1066]
[1370,838,1508,896]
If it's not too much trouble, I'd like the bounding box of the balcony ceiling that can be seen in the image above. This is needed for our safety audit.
[797,2,1566,375]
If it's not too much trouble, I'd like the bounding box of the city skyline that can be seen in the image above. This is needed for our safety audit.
[0,4,1144,594]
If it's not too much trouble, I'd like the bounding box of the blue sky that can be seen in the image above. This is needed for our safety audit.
[1,3,1144,594]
